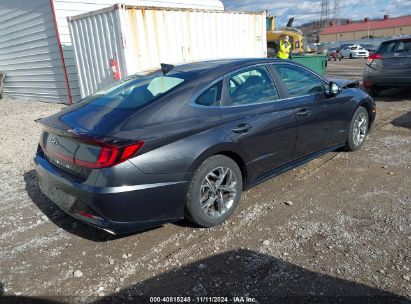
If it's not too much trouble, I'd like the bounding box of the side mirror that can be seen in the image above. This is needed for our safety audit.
[327,81,340,97]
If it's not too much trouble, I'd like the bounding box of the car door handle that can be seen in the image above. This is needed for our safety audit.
[232,123,252,133]
[297,108,312,117]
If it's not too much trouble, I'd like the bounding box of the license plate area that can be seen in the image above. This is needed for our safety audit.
[39,180,76,213]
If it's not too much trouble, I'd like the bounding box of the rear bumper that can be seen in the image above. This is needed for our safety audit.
[363,68,411,87]
[363,77,411,87]
[347,53,368,58]
[34,154,188,234]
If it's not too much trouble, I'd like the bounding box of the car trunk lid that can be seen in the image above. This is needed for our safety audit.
[382,52,411,69]
[39,130,103,179]
[38,122,144,179]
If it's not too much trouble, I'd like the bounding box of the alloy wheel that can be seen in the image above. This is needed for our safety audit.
[353,112,367,146]
[199,167,238,218]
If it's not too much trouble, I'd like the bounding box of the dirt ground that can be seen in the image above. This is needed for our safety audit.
[0,59,410,304]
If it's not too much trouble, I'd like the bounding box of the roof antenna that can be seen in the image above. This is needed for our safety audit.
[161,63,174,75]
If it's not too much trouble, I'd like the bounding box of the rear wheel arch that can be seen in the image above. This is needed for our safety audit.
[188,146,248,189]
[215,151,247,189]
[185,154,243,227]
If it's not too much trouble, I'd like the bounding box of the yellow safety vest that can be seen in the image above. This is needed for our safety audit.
[277,40,291,59]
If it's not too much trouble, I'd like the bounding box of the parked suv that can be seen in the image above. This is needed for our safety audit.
[363,36,411,96]
[341,45,369,59]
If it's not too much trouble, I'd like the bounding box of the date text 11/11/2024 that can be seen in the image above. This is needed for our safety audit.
[149,296,257,303]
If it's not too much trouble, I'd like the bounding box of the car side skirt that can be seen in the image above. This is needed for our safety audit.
[246,144,344,189]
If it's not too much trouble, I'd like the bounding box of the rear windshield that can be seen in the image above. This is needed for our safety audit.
[82,72,186,109]
[377,39,411,54]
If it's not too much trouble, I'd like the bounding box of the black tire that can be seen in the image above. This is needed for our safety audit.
[366,85,382,97]
[344,106,369,151]
[349,53,353,59]
[185,155,243,228]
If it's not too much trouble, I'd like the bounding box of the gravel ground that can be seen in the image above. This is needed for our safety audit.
[0,59,410,304]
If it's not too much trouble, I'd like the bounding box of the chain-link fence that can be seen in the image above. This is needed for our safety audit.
[324,37,392,49]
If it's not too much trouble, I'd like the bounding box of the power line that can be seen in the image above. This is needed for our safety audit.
[333,0,340,22]
[318,0,330,37]
[317,0,340,39]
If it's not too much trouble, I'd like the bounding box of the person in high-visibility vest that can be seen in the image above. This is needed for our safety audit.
[276,35,292,60]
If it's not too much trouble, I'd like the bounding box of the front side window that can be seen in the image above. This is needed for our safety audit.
[227,66,279,106]
[273,64,325,97]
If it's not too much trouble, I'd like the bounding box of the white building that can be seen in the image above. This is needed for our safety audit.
[0,0,224,104]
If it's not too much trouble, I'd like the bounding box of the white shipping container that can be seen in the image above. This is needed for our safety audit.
[0,0,223,104]
[68,4,267,98]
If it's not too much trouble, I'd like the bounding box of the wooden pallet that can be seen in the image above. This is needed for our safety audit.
[0,73,5,99]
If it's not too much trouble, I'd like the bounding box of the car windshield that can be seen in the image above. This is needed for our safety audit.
[81,72,186,109]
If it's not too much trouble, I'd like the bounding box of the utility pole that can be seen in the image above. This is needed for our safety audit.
[318,0,330,41]
[333,0,340,23]
[320,0,330,27]
[318,0,339,41]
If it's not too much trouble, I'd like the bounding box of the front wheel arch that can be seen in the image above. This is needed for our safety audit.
[358,101,374,129]
[344,106,369,151]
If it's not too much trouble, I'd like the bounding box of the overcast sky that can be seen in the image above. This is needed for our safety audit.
[221,0,411,26]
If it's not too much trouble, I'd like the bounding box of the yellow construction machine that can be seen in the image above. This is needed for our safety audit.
[266,16,306,57]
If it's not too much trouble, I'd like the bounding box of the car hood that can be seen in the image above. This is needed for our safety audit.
[329,78,360,89]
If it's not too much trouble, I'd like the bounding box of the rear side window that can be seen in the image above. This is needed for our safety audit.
[396,39,411,52]
[378,41,397,53]
[378,39,411,54]
[227,66,279,106]
[195,81,222,106]
[273,64,325,97]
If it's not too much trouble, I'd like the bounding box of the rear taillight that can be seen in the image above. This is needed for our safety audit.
[119,143,143,162]
[363,80,373,88]
[87,142,144,168]
[96,146,120,168]
[367,53,382,65]
[42,140,144,169]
